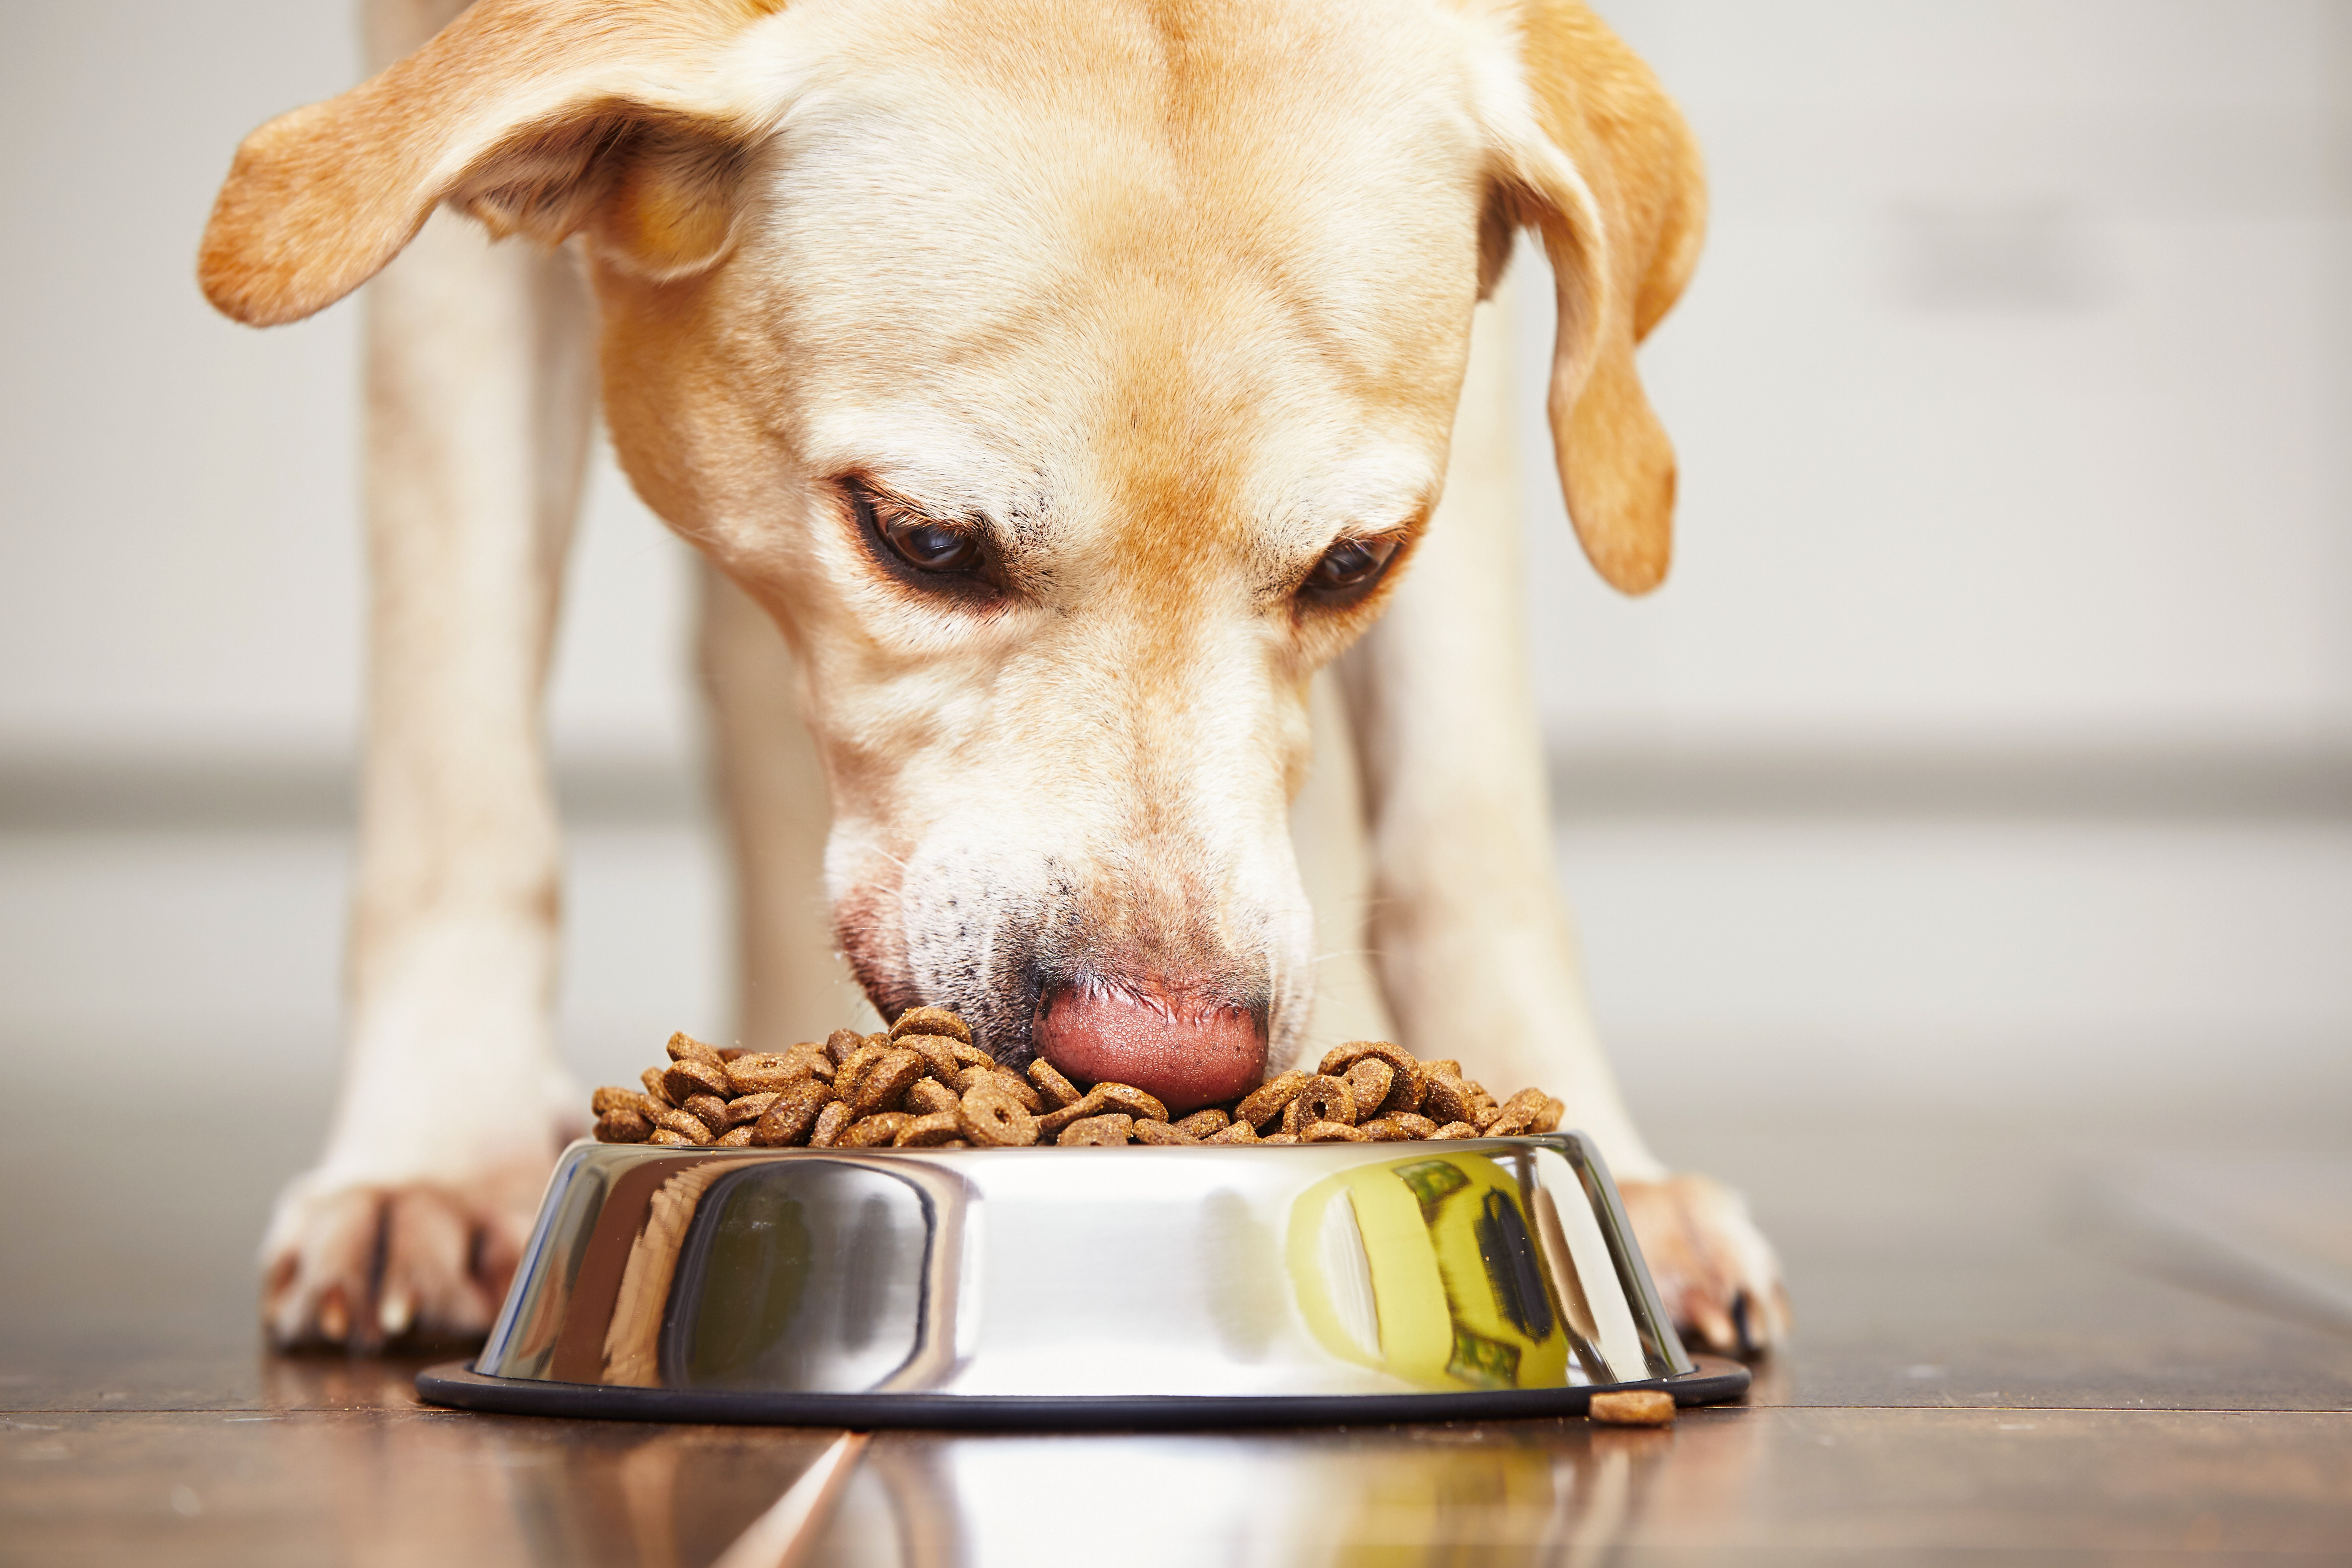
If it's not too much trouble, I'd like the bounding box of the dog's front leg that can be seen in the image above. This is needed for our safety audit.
[258,17,597,1342]
[1337,292,1788,1355]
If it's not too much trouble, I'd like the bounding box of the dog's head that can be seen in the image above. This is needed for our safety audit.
[201,0,1699,1109]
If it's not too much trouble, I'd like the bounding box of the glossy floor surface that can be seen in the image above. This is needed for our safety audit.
[5,1090,2349,1565]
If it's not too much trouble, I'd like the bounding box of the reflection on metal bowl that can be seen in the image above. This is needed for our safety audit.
[418,1133,1747,1426]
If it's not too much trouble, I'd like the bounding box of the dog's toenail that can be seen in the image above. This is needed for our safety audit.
[1730,1291,1755,1354]
[379,1292,415,1339]
[317,1289,350,1343]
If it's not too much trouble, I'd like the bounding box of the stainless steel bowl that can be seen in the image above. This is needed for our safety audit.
[418,1133,1747,1426]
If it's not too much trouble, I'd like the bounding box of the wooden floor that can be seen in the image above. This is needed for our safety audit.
[5,1091,2349,1565]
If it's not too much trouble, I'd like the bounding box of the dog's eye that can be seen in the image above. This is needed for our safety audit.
[1303,536,1400,598]
[884,516,981,573]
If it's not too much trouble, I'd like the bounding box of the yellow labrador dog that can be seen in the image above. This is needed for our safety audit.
[202,0,1786,1355]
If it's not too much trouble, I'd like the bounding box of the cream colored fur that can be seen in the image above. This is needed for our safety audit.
[215,0,1786,1355]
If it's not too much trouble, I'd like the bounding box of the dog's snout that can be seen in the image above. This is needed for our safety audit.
[1033,982,1268,1115]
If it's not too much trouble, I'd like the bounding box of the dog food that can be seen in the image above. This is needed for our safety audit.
[590,1011,1567,1150]
[1586,1389,1677,1426]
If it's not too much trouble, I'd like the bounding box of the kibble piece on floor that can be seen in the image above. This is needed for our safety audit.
[1588,1390,1676,1426]
[890,1006,973,1045]
[1058,1113,1135,1146]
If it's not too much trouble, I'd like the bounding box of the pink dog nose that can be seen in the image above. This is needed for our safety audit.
[1033,986,1267,1115]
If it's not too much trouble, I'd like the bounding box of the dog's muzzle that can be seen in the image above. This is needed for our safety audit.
[1031,982,1267,1114]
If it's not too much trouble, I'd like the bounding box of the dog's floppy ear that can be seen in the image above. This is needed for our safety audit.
[1485,1,1705,596]
[199,0,785,327]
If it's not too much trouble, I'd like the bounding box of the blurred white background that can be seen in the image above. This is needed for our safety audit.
[0,1,2346,1133]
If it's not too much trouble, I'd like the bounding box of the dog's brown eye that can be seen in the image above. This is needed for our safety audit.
[884,516,981,573]
[1303,536,1400,598]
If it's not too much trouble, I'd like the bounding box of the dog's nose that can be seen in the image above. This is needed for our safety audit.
[1033,985,1267,1115]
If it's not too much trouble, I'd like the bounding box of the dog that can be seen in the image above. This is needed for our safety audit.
[200,0,1787,1356]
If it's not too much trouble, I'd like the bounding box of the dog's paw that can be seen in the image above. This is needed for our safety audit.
[1617,1172,1790,1358]
[259,1160,550,1352]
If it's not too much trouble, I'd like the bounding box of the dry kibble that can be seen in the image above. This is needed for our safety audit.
[1588,1389,1676,1426]
[752,1080,834,1147]
[1058,1113,1135,1147]
[1485,1087,1550,1137]
[1092,1082,1168,1123]
[666,1031,726,1066]
[1321,1041,1425,1115]
[724,1053,809,1095]
[890,1006,973,1046]
[894,1110,965,1147]
[956,1065,1041,1112]
[650,1107,715,1145]
[1026,1058,1083,1110]
[899,1034,963,1082]
[839,1112,912,1148]
[958,1082,1039,1148]
[664,1058,734,1106]
[592,1086,652,1117]
[845,1047,926,1116]
[807,1101,855,1148]
[905,1077,960,1116]
[724,1092,780,1127]
[1341,1058,1394,1117]
[1421,1073,1478,1128]
[595,1108,652,1143]
[602,1013,1575,1158]
[1235,1071,1310,1129]
[1292,1075,1357,1128]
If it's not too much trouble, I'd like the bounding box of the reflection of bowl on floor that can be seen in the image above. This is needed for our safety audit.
[419,1134,1748,1427]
